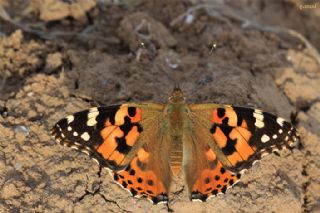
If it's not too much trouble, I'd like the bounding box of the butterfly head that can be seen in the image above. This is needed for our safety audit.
[168,86,186,103]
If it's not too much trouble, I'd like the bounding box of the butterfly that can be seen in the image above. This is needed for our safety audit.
[51,87,299,204]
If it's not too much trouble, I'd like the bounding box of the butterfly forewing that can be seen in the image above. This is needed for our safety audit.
[52,105,142,170]
[52,103,172,204]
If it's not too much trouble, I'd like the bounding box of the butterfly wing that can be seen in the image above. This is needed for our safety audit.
[184,104,299,201]
[183,119,241,201]
[112,114,172,204]
[52,103,171,204]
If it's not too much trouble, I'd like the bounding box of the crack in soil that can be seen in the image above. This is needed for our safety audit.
[75,167,131,212]
[166,202,174,212]
[76,182,130,213]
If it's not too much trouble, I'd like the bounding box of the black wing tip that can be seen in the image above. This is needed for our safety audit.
[51,121,72,146]
[51,121,128,172]
[51,124,63,143]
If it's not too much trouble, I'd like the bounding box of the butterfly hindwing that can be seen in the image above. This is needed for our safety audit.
[183,125,241,201]
[113,147,170,204]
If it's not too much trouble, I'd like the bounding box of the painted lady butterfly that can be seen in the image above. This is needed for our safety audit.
[51,87,299,204]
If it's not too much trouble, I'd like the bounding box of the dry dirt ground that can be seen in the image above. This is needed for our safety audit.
[0,0,320,212]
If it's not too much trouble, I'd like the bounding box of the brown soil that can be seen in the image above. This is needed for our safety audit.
[1,0,320,212]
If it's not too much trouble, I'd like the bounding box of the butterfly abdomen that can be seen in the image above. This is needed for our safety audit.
[166,104,188,176]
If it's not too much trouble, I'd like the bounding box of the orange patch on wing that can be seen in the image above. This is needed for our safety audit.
[105,119,113,126]
[206,148,216,161]
[212,127,228,148]
[97,127,123,159]
[137,148,150,163]
[193,169,211,193]
[130,108,142,123]
[229,127,254,160]
[192,161,238,195]
[146,170,166,194]
[232,127,252,141]
[114,106,129,125]
[125,126,140,146]
[108,150,125,164]
[212,110,222,123]
[97,141,117,159]
[240,119,248,128]
[115,157,167,200]
[227,152,243,166]
[225,109,238,126]
[100,126,117,139]
[211,108,240,126]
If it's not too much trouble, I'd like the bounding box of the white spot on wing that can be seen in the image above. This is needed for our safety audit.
[83,147,91,152]
[81,132,90,141]
[81,150,90,155]
[261,134,270,143]
[57,125,62,132]
[87,107,99,126]
[279,129,283,134]
[92,158,100,165]
[73,142,81,146]
[254,109,262,113]
[89,107,98,112]
[67,126,72,131]
[276,117,285,127]
[253,110,265,128]
[66,115,74,124]
[71,145,79,150]
[272,134,277,139]
[255,120,265,128]
[87,118,97,126]
[73,132,78,136]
